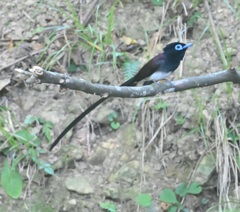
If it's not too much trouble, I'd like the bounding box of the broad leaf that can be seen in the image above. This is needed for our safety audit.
[159,189,179,204]
[175,182,188,197]
[187,182,202,194]
[1,160,22,199]
[136,193,152,207]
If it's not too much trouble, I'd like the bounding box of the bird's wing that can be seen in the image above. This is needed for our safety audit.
[132,53,166,82]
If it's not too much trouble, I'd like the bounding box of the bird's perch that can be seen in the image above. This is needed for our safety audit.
[15,66,240,98]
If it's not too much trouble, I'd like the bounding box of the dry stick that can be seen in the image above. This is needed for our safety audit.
[17,66,240,99]
[204,0,228,67]
[81,0,100,27]
[0,38,39,42]
[0,49,45,71]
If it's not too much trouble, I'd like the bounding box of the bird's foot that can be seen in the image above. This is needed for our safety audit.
[164,79,174,88]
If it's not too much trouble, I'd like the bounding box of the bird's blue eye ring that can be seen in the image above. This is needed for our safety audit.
[175,44,183,51]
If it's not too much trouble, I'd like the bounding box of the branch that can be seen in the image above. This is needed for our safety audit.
[15,66,240,98]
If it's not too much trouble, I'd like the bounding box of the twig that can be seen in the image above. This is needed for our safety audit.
[15,66,240,98]
[82,0,100,27]
[0,49,45,71]
[0,38,39,42]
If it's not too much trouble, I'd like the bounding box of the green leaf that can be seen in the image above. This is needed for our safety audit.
[152,100,169,110]
[168,205,178,212]
[110,122,120,130]
[44,166,54,175]
[0,106,9,111]
[24,115,38,126]
[67,63,78,73]
[108,112,118,122]
[151,0,163,6]
[159,189,179,204]
[122,60,140,80]
[99,202,117,212]
[14,130,40,145]
[187,182,202,194]
[38,161,54,175]
[201,198,208,205]
[42,121,53,142]
[175,182,188,197]
[1,160,22,199]
[136,193,152,207]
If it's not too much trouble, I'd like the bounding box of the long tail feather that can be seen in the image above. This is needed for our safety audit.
[49,77,137,151]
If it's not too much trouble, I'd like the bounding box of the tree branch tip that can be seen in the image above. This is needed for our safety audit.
[14,68,32,76]
[29,66,44,76]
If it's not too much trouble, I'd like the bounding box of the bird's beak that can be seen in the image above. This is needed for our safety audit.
[183,43,193,49]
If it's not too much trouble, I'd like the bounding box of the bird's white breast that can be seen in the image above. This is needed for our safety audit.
[149,71,172,81]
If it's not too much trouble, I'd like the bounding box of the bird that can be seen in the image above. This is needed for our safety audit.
[49,42,192,151]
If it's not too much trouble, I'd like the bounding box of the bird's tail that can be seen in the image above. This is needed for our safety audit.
[49,97,107,151]
[49,76,138,151]
[121,76,137,86]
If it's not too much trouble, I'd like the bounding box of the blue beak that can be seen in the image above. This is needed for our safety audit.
[183,43,193,49]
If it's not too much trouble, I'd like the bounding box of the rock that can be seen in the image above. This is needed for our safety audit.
[103,183,119,200]
[68,199,77,205]
[65,176,94,194]
[109,161,141,183]
[103,183,138,201]
[192,153,215,185]
[117,124,138,149]
[66,145,84,161]
[176,135,199,160]
[95,107,116,124]
[88,147,108,165]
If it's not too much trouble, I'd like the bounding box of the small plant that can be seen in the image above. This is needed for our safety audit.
[175,114,186,125]
[99,201,117,212]
[24,115,53,142]
[136,193,152,208]
[151,99,169,111]
[122,60,141,80]
[108,112,120,130]
[159,182,202,212]
[0,112,54,199]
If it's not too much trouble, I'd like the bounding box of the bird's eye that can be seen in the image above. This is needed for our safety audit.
[175,44,183,51]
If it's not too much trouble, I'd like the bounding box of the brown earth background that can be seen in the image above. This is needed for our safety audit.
[1,0,240,211]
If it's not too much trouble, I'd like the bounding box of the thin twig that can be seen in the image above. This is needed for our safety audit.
[0,49,45,71]
[82,0,100,27]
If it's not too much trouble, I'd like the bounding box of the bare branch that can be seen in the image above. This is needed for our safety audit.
[15,66,240,98]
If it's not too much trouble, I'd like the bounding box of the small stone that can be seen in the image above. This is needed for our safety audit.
[95,107,116,124]
[88,147,108,165]
[66,146,83,161]
[65,176,94,194]
[68,199,77,205]
[109,161,141,183]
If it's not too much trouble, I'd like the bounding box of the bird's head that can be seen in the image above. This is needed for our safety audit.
[163,42,192,61]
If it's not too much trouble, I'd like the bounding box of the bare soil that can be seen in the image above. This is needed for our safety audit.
[1,0,240,212]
